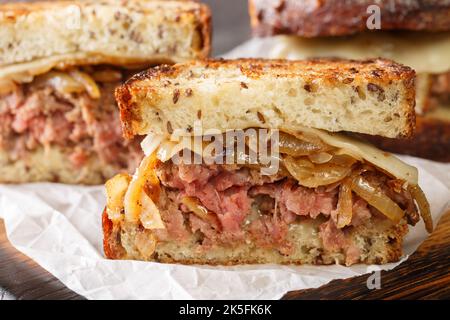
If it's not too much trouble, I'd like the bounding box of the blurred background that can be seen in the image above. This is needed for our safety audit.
[0,0,252,56]
[203,0,251,55]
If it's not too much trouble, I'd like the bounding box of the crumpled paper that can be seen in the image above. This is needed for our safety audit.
[1,38,450,299]
[0,155,449,299]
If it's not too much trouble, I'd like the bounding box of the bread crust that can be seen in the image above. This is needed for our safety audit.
[116,58,416,139]
[249,0,450,37]
[123,57,415,83]
[362,114,450,162]
[0,0,211,68]
[103,208,116,259]
[103,209,127,259]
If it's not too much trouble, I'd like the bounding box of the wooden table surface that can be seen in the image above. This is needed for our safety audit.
[1,0,449,300]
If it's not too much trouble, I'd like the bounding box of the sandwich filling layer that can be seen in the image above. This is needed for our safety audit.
[0,66,142,178]
[105,129,432,265]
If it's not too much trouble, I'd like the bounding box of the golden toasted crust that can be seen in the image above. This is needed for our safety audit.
[103,209,127,259]
[116,58,416,139]
[124,57,415,83]
[361,114,450,162]
[0,0,211,69]
[249,0,450,37]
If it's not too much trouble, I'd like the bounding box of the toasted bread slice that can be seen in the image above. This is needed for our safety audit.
[0,0,211,75]
[103,209,409,265]
[249,0,450,37]
[361,106,450,162]
[116,58,416,139]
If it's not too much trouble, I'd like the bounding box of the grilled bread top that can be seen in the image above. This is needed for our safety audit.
[0,0,211,75]
[250,0,450,37]
[116,58,416,139]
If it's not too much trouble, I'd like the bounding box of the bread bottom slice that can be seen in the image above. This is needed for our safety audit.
[103,210,408,266]
[361,109,450,162]
[0,146,127,185]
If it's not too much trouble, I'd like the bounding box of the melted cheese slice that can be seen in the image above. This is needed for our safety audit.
[268,33,450,74]
[289,127,418,185]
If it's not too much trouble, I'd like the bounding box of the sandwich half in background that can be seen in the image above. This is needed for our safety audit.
[103,58,431,266]
[0,0,211,184]
[249,0,450,162]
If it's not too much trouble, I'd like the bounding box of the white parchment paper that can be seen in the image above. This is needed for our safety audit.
[0,39,449,299]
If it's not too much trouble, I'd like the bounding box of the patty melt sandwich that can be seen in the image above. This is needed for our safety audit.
[249,0,450,162]
[0,0,211,184]
[103,59,432,266]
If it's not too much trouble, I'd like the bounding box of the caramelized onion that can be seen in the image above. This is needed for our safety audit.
[157,140,185,162]
[283,155,353,188]
[139,191,165,230]
[141,133,164,157]
[134,231,157,259]
[124,152,164,229]
[70,70,101,99]
[336,179,353,228]
[105,173,131,222]
[408,184,433,233]
[91,69,122,83]
[10,73,34,84]
[278,131,327,156]
[36,71,85,94]
[0,79,16,95]
[350,175,404,223]
[8,69,101,99]
[308,152,333,164]
[181,197,222,230]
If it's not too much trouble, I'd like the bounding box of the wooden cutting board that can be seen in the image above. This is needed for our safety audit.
[1,210,449,300]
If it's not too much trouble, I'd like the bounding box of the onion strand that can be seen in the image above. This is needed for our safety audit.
[350,175,404,223]
[181,196,222,230]
[278,131,328,156]
[408,184,433,233]
[336,179,353,228]
[70,70,101,99]
[283,155,353,188]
